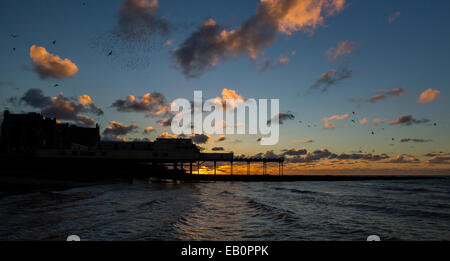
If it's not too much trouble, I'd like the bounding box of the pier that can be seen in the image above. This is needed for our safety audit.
[194,155,285,176]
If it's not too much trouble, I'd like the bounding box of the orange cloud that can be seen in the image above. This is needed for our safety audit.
[216,136,227,142]
[262,0,346,35]
[30,45,78,79]
[278,56,290,64]
[326,41,357,61]
[359,117,368,125]
[417,88,441,103]
[144,126,155,134]
[79,94,93,106]
[372,118,387,125]
[215,88,246,109]
[173,0,346,77]
[159,132,178,139]
[321,113,349,122]
[112,92,169,115]
[323,122,336,130]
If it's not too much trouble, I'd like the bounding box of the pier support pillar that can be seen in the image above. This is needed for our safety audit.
[214,161,217,176]
[247,161,250,176]
[230,161,233,176]
[190,162,193,175]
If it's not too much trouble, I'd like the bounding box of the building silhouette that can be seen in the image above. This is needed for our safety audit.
[1,110,100,153]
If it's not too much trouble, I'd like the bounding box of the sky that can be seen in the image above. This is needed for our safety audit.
[0,0,449,174]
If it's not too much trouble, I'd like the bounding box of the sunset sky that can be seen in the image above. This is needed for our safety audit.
[1,0,449,174]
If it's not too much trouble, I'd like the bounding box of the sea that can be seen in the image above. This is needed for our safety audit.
[0,177,449,241]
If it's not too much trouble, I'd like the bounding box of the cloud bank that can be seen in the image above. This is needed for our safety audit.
[172,0,346,77]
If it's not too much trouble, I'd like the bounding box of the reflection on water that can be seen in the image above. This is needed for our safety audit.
[0,178,449,241]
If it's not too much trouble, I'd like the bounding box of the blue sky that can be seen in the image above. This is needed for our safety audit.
[1,0,449,173]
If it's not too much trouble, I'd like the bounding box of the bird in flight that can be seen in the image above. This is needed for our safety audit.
[54,84,59,87]
[10,34,18,38]
[108,51,113,56]
[52,40,56,45]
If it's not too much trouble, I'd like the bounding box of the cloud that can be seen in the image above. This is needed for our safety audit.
[144,126,155,134]
[103,121,138,141]
[372,118,387,125]
[112,92,169,116]
[159,132,178,139]
[400,138,433,143]
[215,136,226,142]
[172,0,346,77]
[388,154,420,164]
[369,87,405,103]
[278,56,290,64]
[157,117,174,127]
[428,156,450,165]
[390,115,430,126]
[275,147,392,165]
[323,122,336,130]
[309,63,353,93]
[321,113,348,122]
[113,0,170,41]
[388,11,401,24]
[191,133,211,144]
[254,150,281,159]
[267,112,295,125]
[300,139,314,144]
[164,39,173,47]
[76,115,96,128]
[326,41,357,62]
[215,88,246,109]
[29,45,78,79]
[417,88,441,103]
[359,117,368,125]
[283,148,308,156]
[212,147,225,151]
[335,153,390,161]
[15,88,103,127]
[20,88,53,108]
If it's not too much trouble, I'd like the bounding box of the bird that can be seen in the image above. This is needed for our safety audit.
[392,138,395,141]
[52,40,56,45]
[54,84,59,87]
[434,123,437,126]
[108,51,113,56]
[371,131,375,135]
[12,48,16,51]
[352,111,355,115]
[10,34,18,38]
